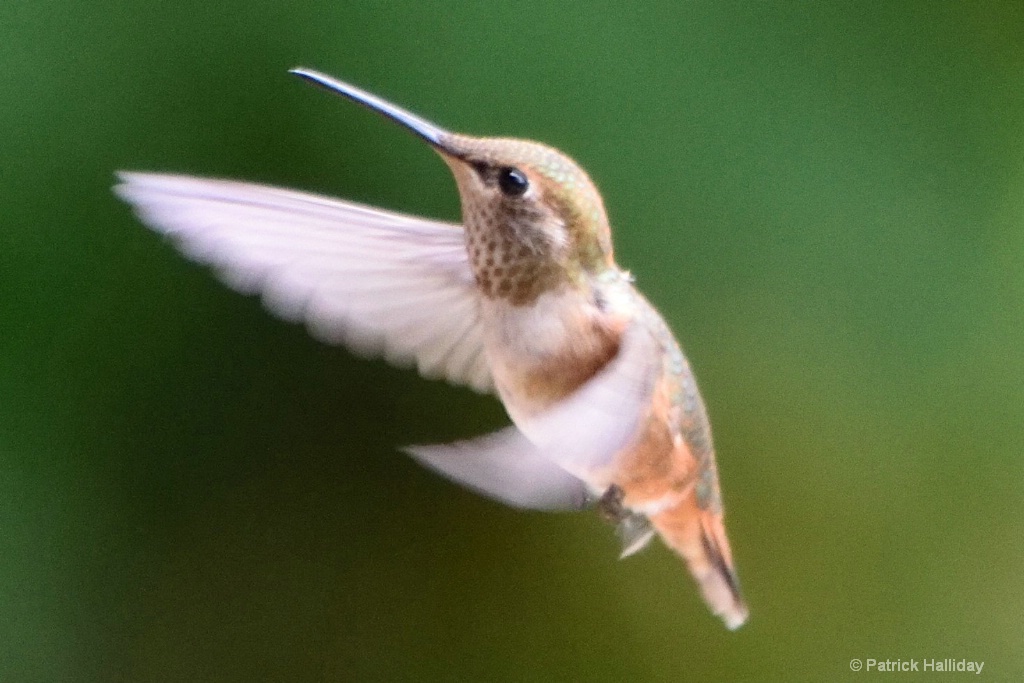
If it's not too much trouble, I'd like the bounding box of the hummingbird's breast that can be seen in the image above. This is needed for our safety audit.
[480,285,623,424]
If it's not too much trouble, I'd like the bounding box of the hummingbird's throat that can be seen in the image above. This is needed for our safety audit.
[465,230,563,305]
[462,202,566,306]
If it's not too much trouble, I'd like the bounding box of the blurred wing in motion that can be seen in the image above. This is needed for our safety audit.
[517,320,662,481]
[115,172,492,392]
[405,428,590,510]
[407,321,662,510]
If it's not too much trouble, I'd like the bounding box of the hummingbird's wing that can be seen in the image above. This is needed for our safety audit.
[405,428,590,510]
[404,320,661,511]
[516,319,662,481]
[114,172,492,392]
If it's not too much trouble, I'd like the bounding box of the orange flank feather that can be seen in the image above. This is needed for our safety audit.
[613,323,748,630]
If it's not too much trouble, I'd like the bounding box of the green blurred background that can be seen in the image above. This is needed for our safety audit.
[3,2,1022,680]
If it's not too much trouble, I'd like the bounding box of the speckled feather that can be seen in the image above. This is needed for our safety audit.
[439,135,614,306]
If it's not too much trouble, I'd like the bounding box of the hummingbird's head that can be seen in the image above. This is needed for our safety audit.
[436,135,614,293]
[291,68,616,304]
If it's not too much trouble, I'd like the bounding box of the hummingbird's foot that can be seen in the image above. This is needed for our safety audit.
[597,485,656,558]
[597,484,626,522]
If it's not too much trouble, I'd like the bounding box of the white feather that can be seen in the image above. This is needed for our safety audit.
[516,320,661,483]
[405,428,590,510]
[115,172,492,392]
[406,320,661,509]
[617,514,656,558]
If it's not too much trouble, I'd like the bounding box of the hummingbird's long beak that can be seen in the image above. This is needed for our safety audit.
[290,68,460,156]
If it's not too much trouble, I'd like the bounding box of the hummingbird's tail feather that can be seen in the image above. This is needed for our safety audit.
[651,500,748,630]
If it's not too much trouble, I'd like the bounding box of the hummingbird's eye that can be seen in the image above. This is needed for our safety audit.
[497,167,529,197]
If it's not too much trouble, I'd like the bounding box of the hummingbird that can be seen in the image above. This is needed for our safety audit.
[114,68,749,629]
